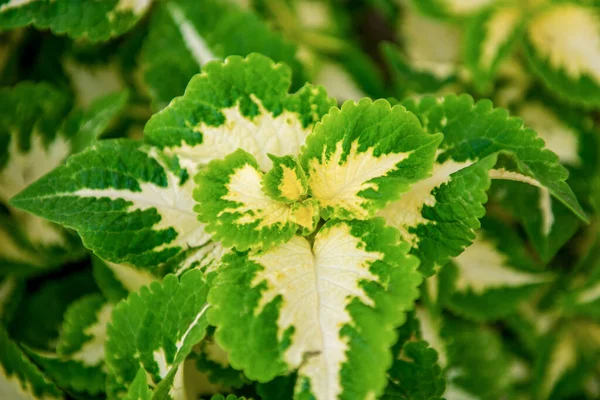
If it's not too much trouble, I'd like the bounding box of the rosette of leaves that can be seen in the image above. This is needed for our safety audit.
[10,53,587,397]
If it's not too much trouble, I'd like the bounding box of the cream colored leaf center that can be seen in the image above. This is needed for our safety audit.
[250,224,382,400]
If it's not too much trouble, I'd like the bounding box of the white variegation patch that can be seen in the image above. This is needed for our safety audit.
[519,103,580,166]
[540,333,577,399]
[103,260,154,292]
[115,0,152,15]
[166,3,217,68]
[445,0,496,15]
[0,133,70,205]
[69,148,211,257]
[489,168,554,235]
[528,4,600,83]
[415,307,446,367]
[164,96,311,173]
[278,165,305,202]
[401,5,461,78]
[71,304,113,366]
[223,164,292,228]
[250,223,382,400]
[297,0,330,30]
[378,159,473,245]
[307,141,411,219]
[0,0,37,12]
[173,242,228,277]
[63,59,124,108]
[454,235,550,293]
[314,62,365,102]
[576,282,600,304]
[481,7,520,69]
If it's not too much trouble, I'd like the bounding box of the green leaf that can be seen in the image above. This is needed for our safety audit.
[123,368,153,400]
[0,276,23,322]
[441,217,551,321]
[383,340,446,400]
[402,93,588,222]
[378,153,496,276]
[464,5,525,91]
[195,149,299,252]
[524,3,600,107]
[0,0,151,41]
[144,53,335,176]
[11,139,225,271]
[0,326,64,400]
[208,219,422,399]
[142,0,307,109]
[299,98,443,220]
[106,270,210,398]
[262,154,308,204]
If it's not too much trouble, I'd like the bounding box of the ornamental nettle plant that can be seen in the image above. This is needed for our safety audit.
[0,1,599,400]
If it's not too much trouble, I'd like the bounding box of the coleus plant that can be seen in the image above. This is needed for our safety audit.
[1,0,599,399]
[2,51,589,399]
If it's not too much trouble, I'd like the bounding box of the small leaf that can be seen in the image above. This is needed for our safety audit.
[123,368,153,400]
[300,99,442,220]
[208,219,422,399]
[0,0,152,41]
[194,149,299,251]
[106,270,210,398]
[262,155,307,203]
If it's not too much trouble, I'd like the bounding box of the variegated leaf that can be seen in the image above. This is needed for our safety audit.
[92,257,155,303]
[441,217,551,321]
[106,270,210,398]
[195,149,299,251]
[208,219,422,400]
[11,139,222,271]
[0,0,152,41]
[0,326,63,400]
[144,53,335,175]
[124,368,153,400]
[299,98,442,220]
[402,94,587,222]
[262,154,308,204]
[465,5,525,90]
[378,154,496,276]
[524,3,600,106]
[142,0,307,108]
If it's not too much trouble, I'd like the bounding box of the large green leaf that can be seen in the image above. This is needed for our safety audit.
[142,0,307,109]
[106,270,210,398]
[208,219,422,399]
[0,0,151,41]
